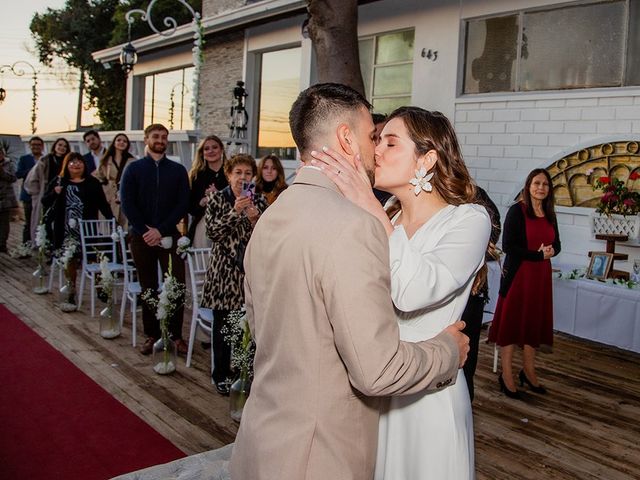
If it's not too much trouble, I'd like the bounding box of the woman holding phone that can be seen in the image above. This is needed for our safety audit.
[201,154,268,394]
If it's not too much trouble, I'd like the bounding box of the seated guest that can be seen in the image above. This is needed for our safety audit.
[42,152,113,309]
[187,135,228,247]
[94,133,136,228]
[200,154,268,395]
[255,154,288,205]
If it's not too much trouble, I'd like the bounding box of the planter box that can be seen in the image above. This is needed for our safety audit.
[591,213,640,245]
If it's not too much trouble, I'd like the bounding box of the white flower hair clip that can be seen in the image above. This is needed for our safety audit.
[409,167,434,196]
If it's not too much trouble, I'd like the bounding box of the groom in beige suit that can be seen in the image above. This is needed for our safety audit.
[230,83,468,480]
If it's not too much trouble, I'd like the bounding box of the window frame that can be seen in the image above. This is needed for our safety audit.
[359,28,415,112]
[459,0,636,96]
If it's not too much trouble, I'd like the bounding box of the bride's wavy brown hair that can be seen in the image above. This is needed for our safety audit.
[385,106,499,294]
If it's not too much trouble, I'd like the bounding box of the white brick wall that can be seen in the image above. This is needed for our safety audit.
[456,92,640,267]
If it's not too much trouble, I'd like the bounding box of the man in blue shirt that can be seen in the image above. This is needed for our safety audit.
[16,136,44,245]
[120,124,190,355]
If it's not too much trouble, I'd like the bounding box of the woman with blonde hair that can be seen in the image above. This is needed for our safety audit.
[188,135,228,247]
[311,106,491,479]
[255,153,288,205]
[94,133,136,227]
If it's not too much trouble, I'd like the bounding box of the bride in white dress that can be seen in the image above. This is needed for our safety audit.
[312,107,491,479]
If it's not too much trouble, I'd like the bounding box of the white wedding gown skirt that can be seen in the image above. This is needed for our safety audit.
[374,204,490,480]
[374,369,474,480]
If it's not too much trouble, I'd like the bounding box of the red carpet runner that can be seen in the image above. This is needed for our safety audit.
[0,304,185,479]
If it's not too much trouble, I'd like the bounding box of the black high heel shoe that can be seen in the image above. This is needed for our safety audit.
[498,373,522,399]
[519,370,547,394]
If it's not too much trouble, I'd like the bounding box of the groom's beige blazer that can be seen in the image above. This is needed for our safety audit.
[230,168,459,480]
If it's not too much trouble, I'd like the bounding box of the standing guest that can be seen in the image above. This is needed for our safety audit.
[489,168,561,399]
[461,186,501,402]
[94,133,136,228]
[0,148,18,253]
[41,152,113,309]
[120,124,190,356]
[200,154,268,395]
[187,135,228,247]
[16,136,44,245]
[82,130,106,175]
[255,153,288,205]
[24,137,70,241]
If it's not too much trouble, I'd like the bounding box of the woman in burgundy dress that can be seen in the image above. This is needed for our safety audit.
[489,168,561,399]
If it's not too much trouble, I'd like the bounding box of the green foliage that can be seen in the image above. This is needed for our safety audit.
[29,0,202,130]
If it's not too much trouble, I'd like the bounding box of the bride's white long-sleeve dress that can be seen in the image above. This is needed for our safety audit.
[374,203,491,480]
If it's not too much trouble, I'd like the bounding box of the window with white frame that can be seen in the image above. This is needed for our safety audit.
[462,0,640,94]
[256,47,301,160]
[359,29,415,114]
[143,67,194,130]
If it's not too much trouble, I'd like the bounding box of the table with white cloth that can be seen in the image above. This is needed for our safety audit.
[484,261,640,354]
[552,277,640,353]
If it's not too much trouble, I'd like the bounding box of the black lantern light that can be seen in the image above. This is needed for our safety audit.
[120,42,138,74]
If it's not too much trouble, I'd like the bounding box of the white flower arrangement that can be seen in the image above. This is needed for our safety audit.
[141,257,187,374]
[32,222,50,294]
[9,242,32,259]
[97,252,115,301]
[60,237,78,271]
[190,12,204,130]
[221,310,255,382]
[176,235,191,258]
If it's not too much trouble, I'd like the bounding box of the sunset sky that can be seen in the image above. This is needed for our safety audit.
[1,1,99,137]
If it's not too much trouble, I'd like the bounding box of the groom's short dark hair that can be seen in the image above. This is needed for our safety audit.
[289,83,371,154]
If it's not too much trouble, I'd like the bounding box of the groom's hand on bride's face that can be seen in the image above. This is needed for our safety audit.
[444,321,470,368]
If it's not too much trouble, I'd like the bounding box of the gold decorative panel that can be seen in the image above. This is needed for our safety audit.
[546,141,640,207]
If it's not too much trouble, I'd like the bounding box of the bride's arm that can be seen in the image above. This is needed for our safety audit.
[390,207,491,312]
[310,147,394,236]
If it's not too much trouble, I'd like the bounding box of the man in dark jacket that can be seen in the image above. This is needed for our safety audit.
[120,124,190,355]
[82,130,105,175]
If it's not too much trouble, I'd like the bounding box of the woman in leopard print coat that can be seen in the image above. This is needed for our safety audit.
[201,154,268,394]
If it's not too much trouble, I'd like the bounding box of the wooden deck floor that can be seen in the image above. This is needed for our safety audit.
[1,223,639,479]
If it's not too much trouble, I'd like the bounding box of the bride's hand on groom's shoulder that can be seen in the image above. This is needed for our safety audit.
[444,320,470,368]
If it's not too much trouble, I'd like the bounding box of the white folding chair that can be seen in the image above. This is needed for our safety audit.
[118,230,141,347]
[78,219,123,316]
[186,248,214,376]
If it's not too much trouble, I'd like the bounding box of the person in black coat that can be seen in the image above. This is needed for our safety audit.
[461,186,501,402]
[42,152,113,307]
[187,135,228,247]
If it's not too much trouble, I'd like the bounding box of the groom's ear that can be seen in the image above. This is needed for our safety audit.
[336,123,355,156]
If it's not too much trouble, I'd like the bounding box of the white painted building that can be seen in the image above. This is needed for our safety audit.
[92,0,640,269]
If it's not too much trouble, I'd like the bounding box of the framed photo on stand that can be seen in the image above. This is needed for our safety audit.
[587,252,613,280]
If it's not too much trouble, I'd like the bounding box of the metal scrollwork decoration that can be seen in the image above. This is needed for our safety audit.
[125,0,196,38]
[0,61,38,133]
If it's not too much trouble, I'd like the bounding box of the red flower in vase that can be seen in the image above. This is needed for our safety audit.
[630,171,640,181]
[599,176,610,184]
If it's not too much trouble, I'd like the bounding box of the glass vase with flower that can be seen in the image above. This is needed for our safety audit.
[222,310,255,422]
[58,235,79,312]
[142,257,186,375]
[32,223,49,294]
[96,250,120,338]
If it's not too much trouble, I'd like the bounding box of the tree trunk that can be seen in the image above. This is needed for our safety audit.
[307,0,365,96]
